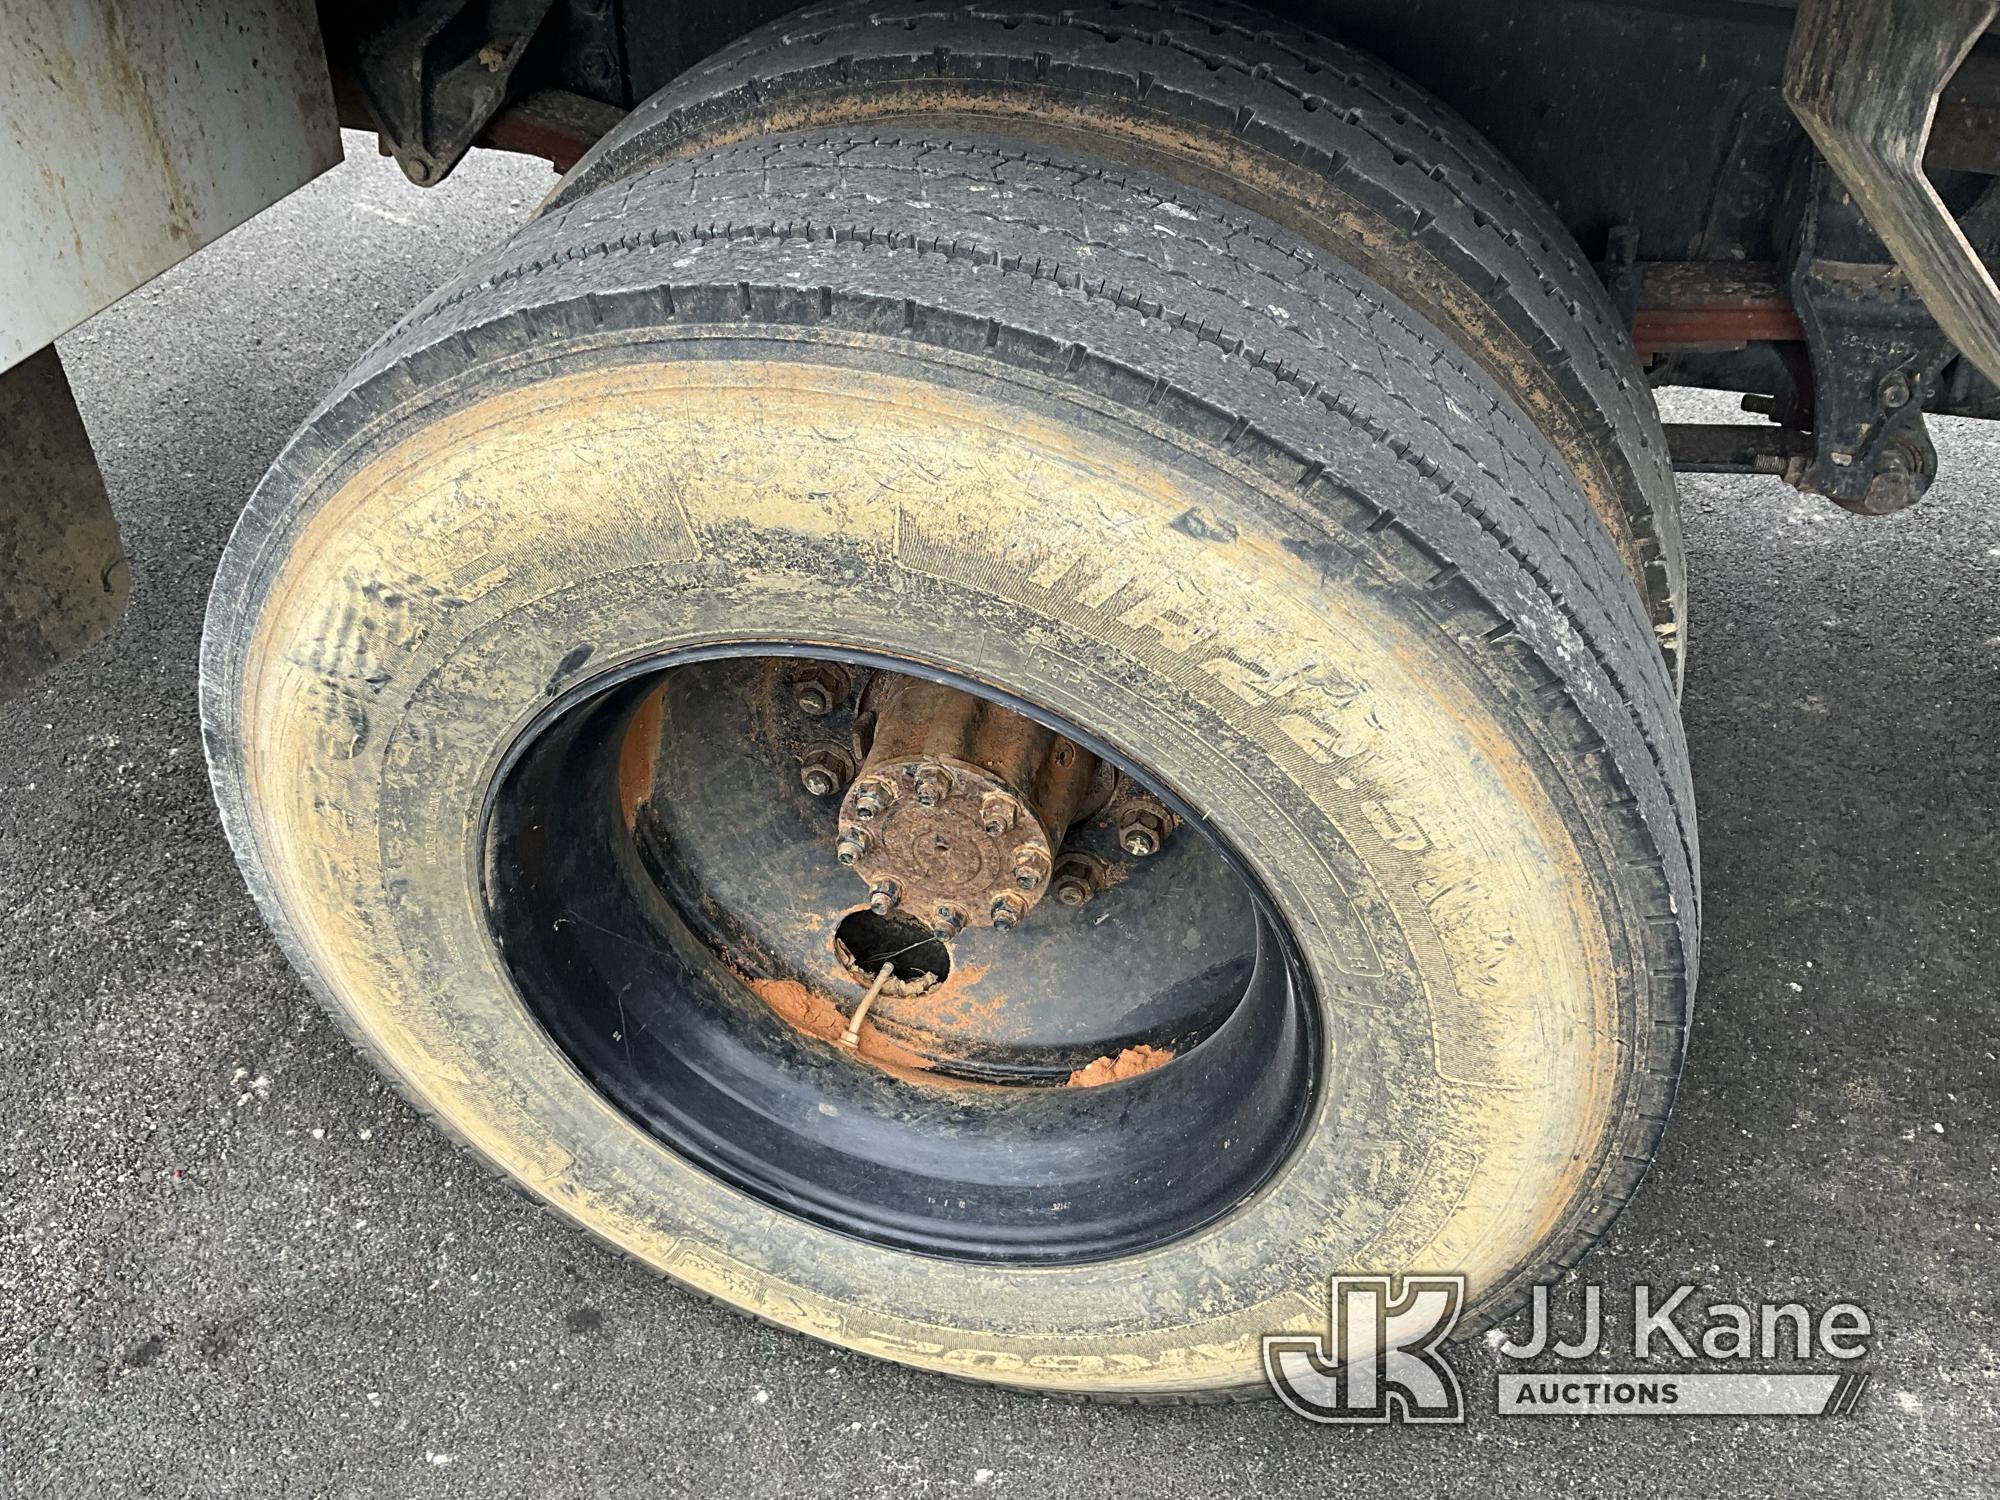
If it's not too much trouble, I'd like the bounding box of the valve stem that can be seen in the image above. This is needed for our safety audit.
[839,962,896,1049]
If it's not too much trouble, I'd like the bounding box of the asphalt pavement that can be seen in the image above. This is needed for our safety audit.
[2,136,1995,1498]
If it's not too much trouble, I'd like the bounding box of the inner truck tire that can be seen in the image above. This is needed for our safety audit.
[201,129,1697,1399]
[548,0,1690,687]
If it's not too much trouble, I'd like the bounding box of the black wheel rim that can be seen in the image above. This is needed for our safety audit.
[481,645,1320,1264]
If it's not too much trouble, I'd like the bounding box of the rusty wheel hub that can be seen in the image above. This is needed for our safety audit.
[837,674,1110,938]
[589,653,1246,1091]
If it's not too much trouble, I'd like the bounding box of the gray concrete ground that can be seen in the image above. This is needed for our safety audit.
[2,137,1996,1499]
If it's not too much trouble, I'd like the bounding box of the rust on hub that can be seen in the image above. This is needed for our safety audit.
[837,674,1102,934]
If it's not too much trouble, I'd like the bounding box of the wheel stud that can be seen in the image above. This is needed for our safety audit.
[979,790,1019,836]
[851,777,895,820]
[798,743,855,798]
[989,892,1028,929]
[836,828,870,865]
[868,880,900,916]
[912,761,952,807]
[932,903,966,938]
[1013,845,1051,890]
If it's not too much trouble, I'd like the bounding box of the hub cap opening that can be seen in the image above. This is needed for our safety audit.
[482,648,1318,1262]
[832,909,951,989]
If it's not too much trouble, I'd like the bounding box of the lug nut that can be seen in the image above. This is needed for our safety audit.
[979,791,1020,836]
[912,761,952,808]
[836,828,871,866]
[798,743,855,798]
[851,777,895,821]
[989,892,1029,929]
[1012,845,1051,890]
[868,880,900,916]
[932,903,967,939]
[1118,799,1171,858]
[1050,855,1097,908]
[792,662,853,717]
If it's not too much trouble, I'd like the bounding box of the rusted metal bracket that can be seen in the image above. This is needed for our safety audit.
[1650,190,1955,511]
[349,0,559,186]
[1631,263,1805,356]
[478,87,626,172]
[1784,0,2000,387]
[1787,167,1953,514]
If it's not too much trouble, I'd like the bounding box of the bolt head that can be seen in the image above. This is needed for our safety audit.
[792,662,852,717]
[1878,370,1914,411]
[1050,856,1096,906]
[1050,854,1100,906]
[1122,826,1161,857]
[1857,441,1928,515]
[932,904,966,938]
[852,779,894,820]
[798,744,854,799]
[868,882,900,916]
[1118,802,1169,858]
[836,829,869,866]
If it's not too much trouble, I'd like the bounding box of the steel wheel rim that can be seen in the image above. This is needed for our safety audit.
[480,642,1321,1263]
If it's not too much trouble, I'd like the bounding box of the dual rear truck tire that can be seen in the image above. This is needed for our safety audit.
[199,0,1696,1399]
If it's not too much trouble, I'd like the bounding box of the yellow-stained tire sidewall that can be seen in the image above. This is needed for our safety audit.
[227,338,1633,1397]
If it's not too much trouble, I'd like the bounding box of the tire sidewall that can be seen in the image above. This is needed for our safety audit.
[209,331,1639,1395]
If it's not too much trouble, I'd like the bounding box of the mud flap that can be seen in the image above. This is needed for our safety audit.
[0,346,127,698]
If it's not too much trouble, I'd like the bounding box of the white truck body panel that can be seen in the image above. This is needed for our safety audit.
[0,0,340,373]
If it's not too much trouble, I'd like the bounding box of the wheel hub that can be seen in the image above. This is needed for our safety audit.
[837,673,1106,936]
